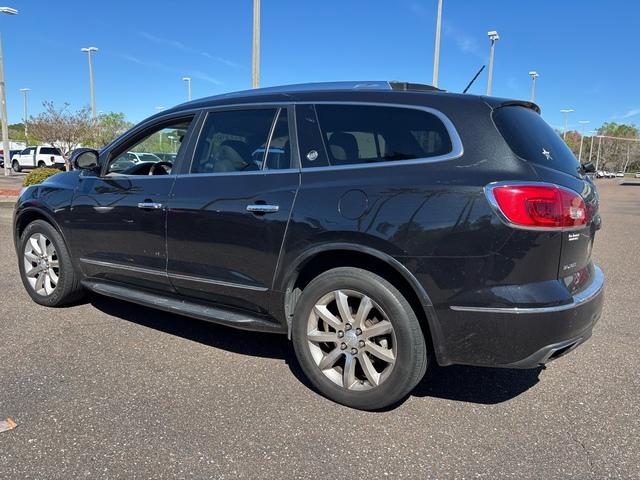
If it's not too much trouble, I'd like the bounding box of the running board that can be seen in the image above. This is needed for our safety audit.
[82,280,286,334]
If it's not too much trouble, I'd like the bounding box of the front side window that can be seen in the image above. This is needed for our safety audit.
[314,104,453,167]
[107,119,192,176]
[191,108,290,174]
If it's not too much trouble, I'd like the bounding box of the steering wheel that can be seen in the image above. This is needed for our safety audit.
[148,161,173,176]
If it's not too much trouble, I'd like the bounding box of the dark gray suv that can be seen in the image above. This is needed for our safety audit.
[14,81,604,409]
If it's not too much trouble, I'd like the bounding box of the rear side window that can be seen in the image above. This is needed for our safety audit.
[40,147,61,155]
[191,108,289,174]
[493,106,581,177]
[314,104,452,167]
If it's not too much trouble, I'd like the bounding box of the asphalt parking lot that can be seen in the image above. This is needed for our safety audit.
[0,180,638,479]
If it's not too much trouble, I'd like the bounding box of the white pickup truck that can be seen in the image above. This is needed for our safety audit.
[11,146,66,172]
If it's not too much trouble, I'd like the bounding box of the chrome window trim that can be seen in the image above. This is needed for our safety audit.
[450,265,604,314]
[297,101,463,172]
[484,180,589,232]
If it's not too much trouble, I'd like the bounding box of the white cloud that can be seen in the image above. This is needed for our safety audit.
[137,31,188,51]
[443,23,483,60]
[201,52,242,69]
[621,108,640,119]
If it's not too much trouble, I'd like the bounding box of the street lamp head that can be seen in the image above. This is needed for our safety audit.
[81,47,98,53]
[0,7,18,15]
[182,77,191,82]
[529,71,539,78]
[560,109,575,114]
[487,30,500,41]
[578,120,590,124]
[19,88,30,93]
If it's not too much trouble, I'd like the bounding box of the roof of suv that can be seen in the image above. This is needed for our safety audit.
[160,80,540,116]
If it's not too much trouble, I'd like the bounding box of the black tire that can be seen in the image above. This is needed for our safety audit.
[292,267,427,410]
[17,219,83,307]
[12,160,21,172]
[37,161,46,168]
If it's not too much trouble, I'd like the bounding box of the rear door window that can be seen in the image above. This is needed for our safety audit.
[493,106,582,177]
[313,104,453,167]
[191,108,280,174]
[40,147,62,156]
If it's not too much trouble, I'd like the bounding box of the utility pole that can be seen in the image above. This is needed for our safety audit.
[578,120,590,162]
[486,31,499,95]
[560,109,574,140]
[0,6,18,176]
[432,0,443,88]
[588,130,596,163]
[19,87,29,144]
[528,71,539,102]
[81,47,98,123]
[251,0,260,88]
[595,136,602,171]
[182,76,192,101]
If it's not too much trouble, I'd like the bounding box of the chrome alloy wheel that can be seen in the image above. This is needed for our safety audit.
[23,233,59,296]
[307,289,397,390]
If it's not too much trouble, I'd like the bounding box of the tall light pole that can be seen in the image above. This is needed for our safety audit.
[251,0,260,88]
[578,120,590,162]
[595,136,602,171]
[19,87,29,144]
[560,109,575,140]
[486,31,499,96]
[182,76,192,101]
[528,71,539,102]
[0,6,17,176]
[81,47,98,123]
[432,0,443,88]
[588,130,597,163]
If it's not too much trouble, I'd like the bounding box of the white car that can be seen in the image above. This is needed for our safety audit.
[616,172,624,177]
[635,172,640,178]
[11,146,65,172]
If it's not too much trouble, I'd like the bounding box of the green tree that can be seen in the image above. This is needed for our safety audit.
[89,112,133,148]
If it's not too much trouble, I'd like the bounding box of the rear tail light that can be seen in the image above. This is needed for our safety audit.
[486,183,587,230]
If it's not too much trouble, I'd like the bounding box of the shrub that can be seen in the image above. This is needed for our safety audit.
[23,168,62,187]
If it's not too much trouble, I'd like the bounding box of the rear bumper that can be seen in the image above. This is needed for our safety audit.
[439,265,604,368]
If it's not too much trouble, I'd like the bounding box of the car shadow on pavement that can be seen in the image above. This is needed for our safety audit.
[89,294,542,407]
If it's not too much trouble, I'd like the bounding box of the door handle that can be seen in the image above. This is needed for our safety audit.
[137,202,163,210]
[246,204,279,214]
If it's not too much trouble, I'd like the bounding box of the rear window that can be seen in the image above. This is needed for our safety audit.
[40,147,62,156]
[314,104,452,167]
[493,106,581,177]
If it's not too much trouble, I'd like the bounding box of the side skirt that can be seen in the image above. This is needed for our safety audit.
[82,279,287,334]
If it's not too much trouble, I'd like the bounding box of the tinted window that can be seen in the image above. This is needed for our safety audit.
[314,104,452,167]
[493,106,581,177]
[191,109,278,174]
[40,147,61,155]
[263,109,291,170]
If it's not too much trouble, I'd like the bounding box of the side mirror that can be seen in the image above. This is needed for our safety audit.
[71,148,100,173]
[581,162,596,174]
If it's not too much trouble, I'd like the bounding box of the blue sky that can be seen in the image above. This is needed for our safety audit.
[1,0,638,131]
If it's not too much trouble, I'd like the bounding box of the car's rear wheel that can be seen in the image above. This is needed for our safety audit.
[292,267,427,410]
[37,160,46,168]
[12,160,21,172]
[18,220,83,306]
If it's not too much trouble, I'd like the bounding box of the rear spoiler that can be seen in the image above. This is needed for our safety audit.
[484,98,541,114]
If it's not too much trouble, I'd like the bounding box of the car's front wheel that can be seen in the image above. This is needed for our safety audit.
[12,160,21,172]
[18,220,83,306]
[292,267,427,410]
